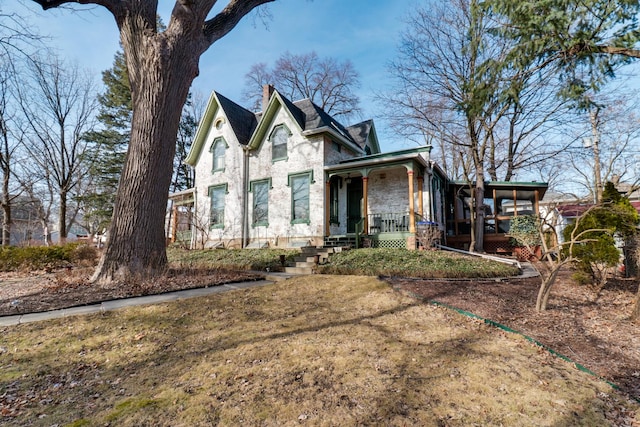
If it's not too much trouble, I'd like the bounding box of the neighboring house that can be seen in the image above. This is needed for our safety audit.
[170,85,447,250]
[0,196,45,246]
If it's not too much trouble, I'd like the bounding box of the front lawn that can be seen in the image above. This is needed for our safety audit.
[2,275,636,425]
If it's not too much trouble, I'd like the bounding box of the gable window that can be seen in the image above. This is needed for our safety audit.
[208,184,227,228]
[270,124,290,162]
[250,179,271,226]
[210,137,227,173]
[288,171,315,224]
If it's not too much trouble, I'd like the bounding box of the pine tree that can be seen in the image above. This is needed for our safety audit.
[81,51,131,234]
[82,51,198,234]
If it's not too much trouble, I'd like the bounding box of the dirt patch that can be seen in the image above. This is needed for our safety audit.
[388,269,640,402]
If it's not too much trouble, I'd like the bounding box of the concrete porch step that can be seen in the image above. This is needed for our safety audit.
[284,266,314,275]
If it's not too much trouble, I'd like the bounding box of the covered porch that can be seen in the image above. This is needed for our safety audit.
[324,146,446,249]
[444,181,548,253]
[167,188,195,247]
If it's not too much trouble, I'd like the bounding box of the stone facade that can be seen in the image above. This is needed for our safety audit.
[180,88,445,249]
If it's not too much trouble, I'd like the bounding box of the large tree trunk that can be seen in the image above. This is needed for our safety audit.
[1,205,10,246]
[28,0,275,284]
[92,19,201,284]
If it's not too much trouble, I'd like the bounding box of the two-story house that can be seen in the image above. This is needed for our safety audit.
[169,85,447,250]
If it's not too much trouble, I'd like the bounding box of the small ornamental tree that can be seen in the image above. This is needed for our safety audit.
[535,206,613,312]
[563,182,639,290]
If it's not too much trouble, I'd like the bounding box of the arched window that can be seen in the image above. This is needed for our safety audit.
[270,125,290,161]
[210,137,226,173]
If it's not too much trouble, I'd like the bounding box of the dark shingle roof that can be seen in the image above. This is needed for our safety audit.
[292,98,357,145]
[346,120,373,149]
[215,92,257,145]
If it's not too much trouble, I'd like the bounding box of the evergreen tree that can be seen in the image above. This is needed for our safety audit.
[81,51,131,234]
[564,182,639,287]
[82,51,198,233]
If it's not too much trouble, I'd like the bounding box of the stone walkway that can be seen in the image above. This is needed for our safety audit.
[0,273,294,327]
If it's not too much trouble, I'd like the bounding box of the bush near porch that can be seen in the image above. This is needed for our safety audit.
[317,248,519,278]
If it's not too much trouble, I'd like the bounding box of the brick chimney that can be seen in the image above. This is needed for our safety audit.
[262,84,274,112]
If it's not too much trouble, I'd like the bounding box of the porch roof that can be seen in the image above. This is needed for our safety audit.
[451,181,549,201]
[324,146,431,176]
[168,188,195,205]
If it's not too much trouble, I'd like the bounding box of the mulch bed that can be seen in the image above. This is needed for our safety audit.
[388,270,640,402]
[0,268,263,317]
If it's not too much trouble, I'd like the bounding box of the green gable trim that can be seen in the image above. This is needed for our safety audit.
[451,181,549,189]
[185,91,220,166]
[248,91,303,151]
[339,145,431,164]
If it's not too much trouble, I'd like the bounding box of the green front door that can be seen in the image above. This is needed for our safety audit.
[346,177,363,233]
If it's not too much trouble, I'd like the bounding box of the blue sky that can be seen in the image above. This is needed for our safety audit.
[7,0,416,152]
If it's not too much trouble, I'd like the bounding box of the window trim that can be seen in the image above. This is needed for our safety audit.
[208,183,228,229]
[269,124,291,163]
[287,170,315,225]
[249,178,272,227]
[209,137,228,173]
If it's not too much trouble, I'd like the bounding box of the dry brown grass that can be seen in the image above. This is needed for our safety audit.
[1,275,638,426]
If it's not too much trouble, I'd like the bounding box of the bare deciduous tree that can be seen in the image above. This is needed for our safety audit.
[383,0,570,251]
[18,54,98,242]
[0,61,25,246]
[563,92,640,203]
[30,0,275,284]
[242,51,361,119]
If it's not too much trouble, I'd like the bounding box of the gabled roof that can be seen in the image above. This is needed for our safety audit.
[184,91,257,166]
[346,120,380,154]
[187,88,376,164]
[247,91,366,154]
[216,92,257,145]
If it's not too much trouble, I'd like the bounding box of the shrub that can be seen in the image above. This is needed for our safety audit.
[507,215,541,248]
[571,270,592,286]
[0,243,97,272]
[317,248,519,278]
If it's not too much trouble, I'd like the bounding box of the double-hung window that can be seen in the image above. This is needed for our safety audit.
[251,179,270,226]
[210,137,226,173]
[270,125,290,162]
[288,171,314,224]
[209,184,227,228]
